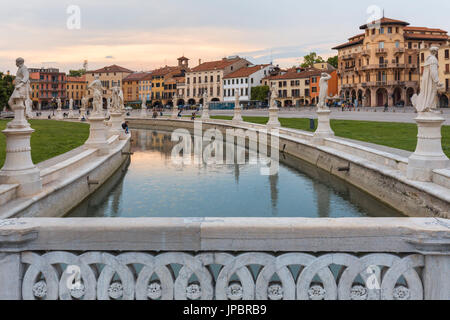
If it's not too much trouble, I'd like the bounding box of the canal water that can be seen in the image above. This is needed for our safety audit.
[66,129,404,218]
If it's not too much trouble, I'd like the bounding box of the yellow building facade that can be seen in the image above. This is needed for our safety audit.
[333,17,448,107]
[66,75,87,107]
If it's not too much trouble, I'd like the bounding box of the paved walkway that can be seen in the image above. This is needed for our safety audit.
[5,107,449,125]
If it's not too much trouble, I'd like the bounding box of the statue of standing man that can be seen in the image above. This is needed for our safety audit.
[411,46,444,113]
[317,72,332,110]
[88,75,104,115]
[9,57,31,109]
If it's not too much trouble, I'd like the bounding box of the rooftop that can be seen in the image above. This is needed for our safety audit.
[223,64,271,79]
[191,57,245,72]
[123,72,152,82]
[359,17,410,30]
[67,75,86,82]
[88,64,134,74]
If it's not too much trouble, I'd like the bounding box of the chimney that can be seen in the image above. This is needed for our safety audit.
[198,59,202,66]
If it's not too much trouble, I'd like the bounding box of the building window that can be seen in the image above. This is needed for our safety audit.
[388,27,392,34]
[445,50,450,59]
[379,42,385,49]
[380,27,384,34]
[395,41,400,48]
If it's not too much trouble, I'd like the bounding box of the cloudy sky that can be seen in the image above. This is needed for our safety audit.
[1,0,449,73]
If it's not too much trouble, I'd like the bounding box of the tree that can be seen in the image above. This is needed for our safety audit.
[300,52,324,68]
[0,73,14,110]
[327,56,338,68]
[251,85,270,102]
[68,69,86,77]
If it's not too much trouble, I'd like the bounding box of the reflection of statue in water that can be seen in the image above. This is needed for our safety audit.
[411,47,444,114]
[317,73,332,110]
[88,75,104,114]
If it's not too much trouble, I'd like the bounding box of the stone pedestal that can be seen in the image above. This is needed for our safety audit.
[201,104,210,120]
[68,109,74,118]
[55,109,63,120]
[171,105,179,119]
[312,109,334,145]
[0,104,42,197]
[85,114,109,155]
[407,113,450,181]
[79,108,86,120]
[109,112,127,140]
[266,105,280,128]
[232,103,243,124]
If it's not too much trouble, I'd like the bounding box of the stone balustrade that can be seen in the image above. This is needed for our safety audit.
[0,217,448,300]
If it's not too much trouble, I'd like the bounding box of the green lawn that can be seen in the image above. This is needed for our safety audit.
[0,120,89,168]
[211,116,450,158]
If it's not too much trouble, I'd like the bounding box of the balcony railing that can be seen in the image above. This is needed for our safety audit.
[375,48,387,55]
[0,217,448,300]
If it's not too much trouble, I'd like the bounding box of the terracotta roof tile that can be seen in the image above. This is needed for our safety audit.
[332,38,364,50]
[191,58,244,72]
[67,75,86,82]
[404,26,448,33]
[88,64,133,74]
[360,17,409,29]
[223,65,270,79]
[123,72,152,82]
[404,33,449,41]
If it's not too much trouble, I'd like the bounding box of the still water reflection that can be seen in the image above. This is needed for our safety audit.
[67,129,404,218]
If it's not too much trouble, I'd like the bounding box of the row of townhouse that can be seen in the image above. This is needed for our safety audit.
[261,63,338,107]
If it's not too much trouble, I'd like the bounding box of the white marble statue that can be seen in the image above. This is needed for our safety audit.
[317,73,332,110]
[203,91,208,106]
[118,88,124,110]
[270,86,278,108]
[411,47,444,114]
[56,98,62,110]
[88,75,104,115]
[25,96,33,118]
[235,88,240,102]
[111,86,122,113]
[8,58,30,110]
[69,98,73,110]
[81,96,87,109]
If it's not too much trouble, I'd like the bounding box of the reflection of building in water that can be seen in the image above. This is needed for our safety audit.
[131,130,175,157]
[269,174,279,215]
[234,163,240,184]
[312,180,331,218]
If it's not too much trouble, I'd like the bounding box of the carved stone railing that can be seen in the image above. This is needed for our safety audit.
[0,218,449,300]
